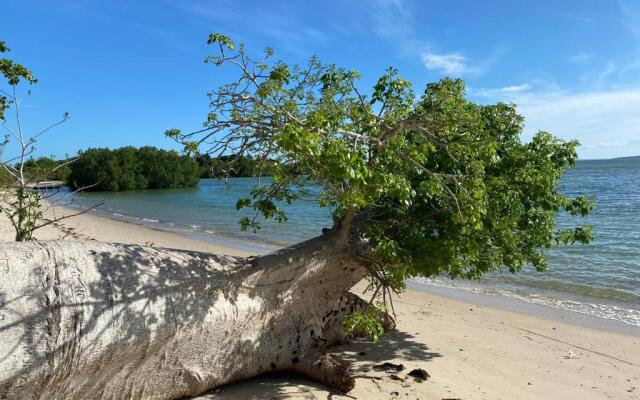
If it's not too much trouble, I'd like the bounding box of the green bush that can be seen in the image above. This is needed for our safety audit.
[67,146,199,191]
[21,157,71,182]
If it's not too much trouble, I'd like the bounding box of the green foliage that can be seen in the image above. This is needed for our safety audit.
[207,33,234,50]
[0,166,11,186]
[1,40,37,120]
[196,154,275,178]
[21,157,72,182]
[67,146,199,192]
[7,188,43,241]
[342,304,387,343]
[170,34,594,297]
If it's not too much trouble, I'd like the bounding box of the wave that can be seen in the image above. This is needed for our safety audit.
[412,276,640,327]
[481,275,640,304]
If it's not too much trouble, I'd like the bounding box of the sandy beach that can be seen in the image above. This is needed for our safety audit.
[0,203,252,256]
[1,204,639,400]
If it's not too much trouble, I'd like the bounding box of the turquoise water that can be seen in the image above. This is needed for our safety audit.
[416,157,640,326]
[62,177,333,252]
[61,157,640,326]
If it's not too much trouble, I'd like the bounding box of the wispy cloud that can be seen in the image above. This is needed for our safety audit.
[567,11,595,23]
[473,83,532,97]
[168,0,239,23]
[363,0,504,76]
[133,23,187,51]
[366,0,413,39]
[257,13,329,54]
[168,0,329,55]
[421,49,504,77]
[564,2,640,92]
[619,0,640,38]
[593,62,617,87]
[422,53,467,75]
[567,52,595,64]
[477,82,640,159]
[578,56,640,89]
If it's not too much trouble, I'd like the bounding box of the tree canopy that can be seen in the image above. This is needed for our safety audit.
[167,34,594,294]
[67,146,199,192]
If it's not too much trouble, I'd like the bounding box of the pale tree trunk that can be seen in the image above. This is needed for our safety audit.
[0,229,391,399]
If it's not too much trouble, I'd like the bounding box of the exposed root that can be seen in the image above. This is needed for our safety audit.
[322,292,396,346]
[293,353,355,393]
[283,292,397,393]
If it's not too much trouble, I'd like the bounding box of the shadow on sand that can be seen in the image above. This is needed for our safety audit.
[195,329,441,399]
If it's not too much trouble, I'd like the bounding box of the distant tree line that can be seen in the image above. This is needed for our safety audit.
[2,149,273,193]
[23,157,72,181]
[67,146,200,191]
[0,157,72,186]
[196,154,275,178]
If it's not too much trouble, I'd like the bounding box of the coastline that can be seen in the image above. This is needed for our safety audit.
[36,200,640,333]
[1,203,639,399]
[60,198,281,255]
[407,280,640,337]
[0,201,253,257]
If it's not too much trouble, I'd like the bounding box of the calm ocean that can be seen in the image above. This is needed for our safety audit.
[61,157,640,327]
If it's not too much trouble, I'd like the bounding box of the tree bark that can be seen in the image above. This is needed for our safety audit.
[0,231,379,399]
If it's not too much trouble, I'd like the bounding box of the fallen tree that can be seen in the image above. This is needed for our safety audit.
[0,224,389,399]
[0,34,594,399]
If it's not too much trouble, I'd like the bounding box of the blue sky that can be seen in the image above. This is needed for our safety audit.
[1,0,639,160]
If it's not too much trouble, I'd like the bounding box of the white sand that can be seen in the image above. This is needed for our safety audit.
[1,203,638,399]
[0,203,251,256]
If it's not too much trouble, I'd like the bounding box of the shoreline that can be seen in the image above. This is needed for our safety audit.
[0,200,253,257]
[1,202,639,398]
[407,280,640,337]
[62,201,280,255]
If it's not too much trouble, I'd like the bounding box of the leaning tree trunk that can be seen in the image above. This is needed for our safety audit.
[0,230,390,399]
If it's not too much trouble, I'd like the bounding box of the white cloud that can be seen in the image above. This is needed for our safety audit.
[499,84,532,93]
[473,83,532,97]
[421,49,505,77]
[364,1,503,77]
[422,52,469,75]
[476,84,640,159]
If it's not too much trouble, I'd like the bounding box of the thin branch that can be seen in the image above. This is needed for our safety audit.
[52,157,77,172]
[31,113,69,141]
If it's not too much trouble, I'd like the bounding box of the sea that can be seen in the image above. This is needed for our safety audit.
[58,157,640,329]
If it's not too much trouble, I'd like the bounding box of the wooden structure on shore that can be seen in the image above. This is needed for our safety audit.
[24,180,66,190]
